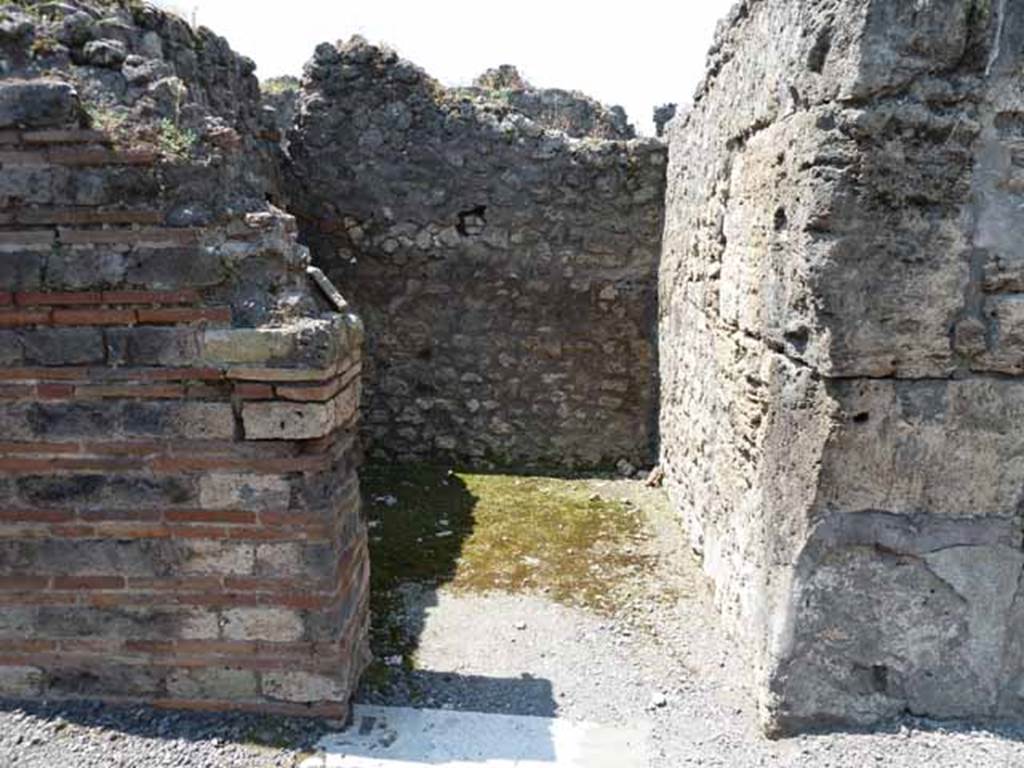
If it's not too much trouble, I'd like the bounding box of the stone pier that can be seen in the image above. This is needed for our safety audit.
[0,1,368,717]
[660,0,1024,734]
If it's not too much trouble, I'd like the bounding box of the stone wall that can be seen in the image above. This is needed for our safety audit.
[0,1,368,717]
[287,39,666,468]
[460,65,635,140]
[660,0,1024,734]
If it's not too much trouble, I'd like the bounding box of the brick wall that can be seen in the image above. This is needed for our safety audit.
[0,77,369,717]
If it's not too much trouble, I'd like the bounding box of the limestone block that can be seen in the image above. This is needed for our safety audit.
[221,608,304,642]
[0,666,43,697]
[168,668,260,699]
[242,400,335,440]
[263,670,348,703]
[198,474,290,511]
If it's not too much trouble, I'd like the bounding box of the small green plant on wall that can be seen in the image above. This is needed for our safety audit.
[157,118,197,159]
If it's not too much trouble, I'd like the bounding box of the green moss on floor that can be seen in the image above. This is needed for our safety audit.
[362,464,650,610]
[359,463,652,691]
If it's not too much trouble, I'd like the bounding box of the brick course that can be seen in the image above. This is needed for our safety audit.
[0,102,369,717]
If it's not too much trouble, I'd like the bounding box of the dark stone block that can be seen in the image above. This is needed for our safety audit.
[21,328,105,366]
[16,474,196,508]
[0,252,45,291]
[27,402,111,438]
[0,80,78,128]
[125,248,225,289]
[105,327,200,366]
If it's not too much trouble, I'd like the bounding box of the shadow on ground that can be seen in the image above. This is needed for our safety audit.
[0,696,332,752]
[356,463,650,717]
[359,464,559,716]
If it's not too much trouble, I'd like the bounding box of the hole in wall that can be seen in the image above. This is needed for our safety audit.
[850,663,889,695]
[783,325,808,354]
[774,207,788,231]
[853,412,870,424]
[456,204,487,236]
[807,26,833,73]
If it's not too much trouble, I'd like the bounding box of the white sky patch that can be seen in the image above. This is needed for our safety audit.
[151,0,734,135]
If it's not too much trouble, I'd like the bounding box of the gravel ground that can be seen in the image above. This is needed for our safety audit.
[5,476,1024,766]
[0,699,330,767]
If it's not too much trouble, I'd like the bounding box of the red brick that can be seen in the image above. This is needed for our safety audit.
[36,383,74,399]
[224,525,331,542]
[0,367,88,381]
[165,525,228,540]
[0,309,51,327]
[0,230,54,247]
[0,576,50,590]
[186,383,228,399]
[101,290,201,305]
[52,308,137,326]
[173,639,259,655]
[0,593,75,605]
[87,523,169,540]
[48,524,97,538]
[0,508,75,523]
[0,441,78,454]
[234,382,274,400]
[151,455,328,474]
[15,291,102,306]
[275,377,346,402]
[0,150,46,166]
[48,147,159,166]
[222,577,318,592]
[73,383,185,399]
[58,226,199,246]
[137,307,231,325]
[0,640,57,653]
[22,129,111,145]
[52,576,125,590]
[78,508,162,523]
[0,456,144,473]
[84,592,156,608]
[134,367,224,382]
[0,385,36,399]
[258,510,321,526]
[125,577,222,591]
[82,441,163,456]
[165,509,257,525]
[13,209,163,226]
[0,292,11,306]
[124,641,177,654]
[57,639,126,654]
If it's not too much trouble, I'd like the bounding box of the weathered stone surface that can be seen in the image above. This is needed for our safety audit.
[262,670,349,703]
[660,0,1024,735]
[221,607,304,642]
[0,666,43,697]
[0,80,77,128]
[286,38,665,469]
[463,64,635,140]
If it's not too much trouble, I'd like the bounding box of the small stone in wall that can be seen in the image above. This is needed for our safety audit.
[80,39,127,68]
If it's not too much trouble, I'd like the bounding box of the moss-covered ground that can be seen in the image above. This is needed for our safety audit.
[359,464,653,691]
